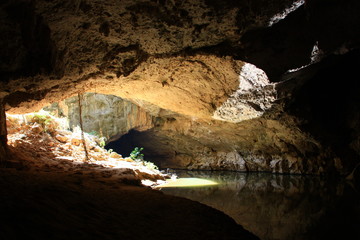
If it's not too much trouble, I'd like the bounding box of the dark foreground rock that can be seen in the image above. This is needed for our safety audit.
[0,168,259,240]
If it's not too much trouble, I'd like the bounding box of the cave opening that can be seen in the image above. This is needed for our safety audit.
[105,129,140,159]
[104,127,172,170]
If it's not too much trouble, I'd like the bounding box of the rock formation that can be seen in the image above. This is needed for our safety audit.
[63,92,153,141]
[1,0,360,175]
[0,99,8,161]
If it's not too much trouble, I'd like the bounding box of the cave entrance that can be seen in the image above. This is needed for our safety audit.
[104,128,170,169]
[104,129,140,159]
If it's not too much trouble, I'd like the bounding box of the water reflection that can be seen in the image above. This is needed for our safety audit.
[156,178,218,188]
[161,170,360,240]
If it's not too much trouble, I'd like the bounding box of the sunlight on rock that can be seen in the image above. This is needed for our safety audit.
[155,178,218,188]
[5,110,166,185]
[268,0,305,26]
[212,63,276,123]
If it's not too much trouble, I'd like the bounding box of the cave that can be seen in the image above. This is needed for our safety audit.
[1,0,360,239]
[104,129,167,167]
[105,129,141,159]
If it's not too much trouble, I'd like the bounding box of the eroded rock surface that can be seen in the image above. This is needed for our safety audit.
[0,100,8,160]
[63,92,153,141]
[60,92,328,174]
[213,63,277,123]
[1,0,360,175]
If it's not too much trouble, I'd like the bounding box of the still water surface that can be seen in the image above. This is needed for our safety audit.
[161,170,360,240]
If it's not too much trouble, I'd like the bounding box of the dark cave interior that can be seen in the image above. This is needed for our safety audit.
[105,129,140,159]
[287,50,360,169]
[105,128,174,169]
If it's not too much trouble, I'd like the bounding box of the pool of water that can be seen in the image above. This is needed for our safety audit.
[160,170,360,240]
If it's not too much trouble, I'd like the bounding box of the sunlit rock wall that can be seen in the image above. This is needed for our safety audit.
[60,90,335,175]
[126,115,331,174]
[62,92,331,174]
[63,93,153,141]
[213,63,277,122]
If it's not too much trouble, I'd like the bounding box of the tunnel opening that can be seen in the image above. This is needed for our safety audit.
[105,129,140,159]
[104,128,174,170]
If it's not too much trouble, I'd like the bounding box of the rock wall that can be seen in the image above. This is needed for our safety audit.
[0,99,8,161]
[285,50,360,174]
[63,93,153,142]
[64,92,330,174]
[122,114,330,174]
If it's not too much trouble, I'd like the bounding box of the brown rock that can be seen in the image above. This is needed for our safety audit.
[31,124,43,134]
[55,134,68,143]
[93,146,102,152]
[109,152,122,159]
[124,157,134,162]
[71,138,82,146]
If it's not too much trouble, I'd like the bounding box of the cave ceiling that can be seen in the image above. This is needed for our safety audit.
[0,0,316,114]
[1,0,359,114]
[1,0,358,116]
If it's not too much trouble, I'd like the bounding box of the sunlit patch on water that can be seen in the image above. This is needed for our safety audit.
[155,178,218,188]
[160,170,360,240]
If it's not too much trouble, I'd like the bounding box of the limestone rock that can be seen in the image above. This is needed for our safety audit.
[71,138,82,146]
[30,124,43,134]
[55,134,68,143]
[109,152,122,159]
[64,93,153,142]
[124,157,134,163]
[213,63,277,122]
[93,146,102,152]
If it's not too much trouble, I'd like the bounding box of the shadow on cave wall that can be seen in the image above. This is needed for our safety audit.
[287,50,360,170]
[0,0,63,81]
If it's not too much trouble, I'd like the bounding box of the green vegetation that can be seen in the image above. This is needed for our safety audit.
[99,137,107,148]
[130,147,144,161]
[88,130,98,136]
[30,112,56,133]
[143,160,158,171]
[130,147,159,171]
[32,113,52,126]
[87,130,107,148]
